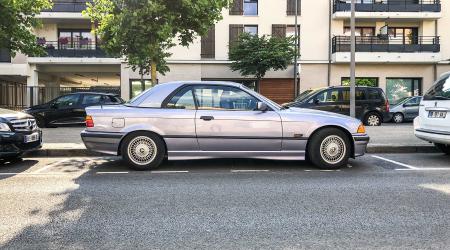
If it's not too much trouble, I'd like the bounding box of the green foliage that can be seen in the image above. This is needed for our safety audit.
[84,0,229,76]
[0,0,52,57]
[228,33,296,80]
[342,78,378,87]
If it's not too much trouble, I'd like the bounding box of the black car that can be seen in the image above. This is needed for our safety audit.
[24,92,124,128]
[0,108,42,161]
[285,86,391,126]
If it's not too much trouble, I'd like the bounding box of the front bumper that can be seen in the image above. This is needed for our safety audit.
[415,128,450,145]
[353,134,370,157]
[81,130,125,155]
[0,130,43,157]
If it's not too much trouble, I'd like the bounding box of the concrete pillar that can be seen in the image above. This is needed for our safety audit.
[120,63,130,101]
[26,64,38,107]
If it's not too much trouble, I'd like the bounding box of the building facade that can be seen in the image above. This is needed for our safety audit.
[0,0,449,108]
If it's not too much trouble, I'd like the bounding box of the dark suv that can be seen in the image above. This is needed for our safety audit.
[285,86,391,126]
[0,108,42,161]
[24,92,124,128]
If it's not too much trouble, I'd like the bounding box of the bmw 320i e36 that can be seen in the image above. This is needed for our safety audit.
[81,81,369,170]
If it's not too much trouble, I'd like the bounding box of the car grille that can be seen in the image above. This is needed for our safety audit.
[10,119,38,132]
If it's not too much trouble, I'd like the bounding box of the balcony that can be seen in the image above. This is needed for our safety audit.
[38,41,108,58]
[332,36,441,63]
[42,0,91,12]
[332,0,441,19]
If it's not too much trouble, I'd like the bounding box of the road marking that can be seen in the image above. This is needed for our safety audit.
[371,155,418,169]
[304,170,341,172]
[151,170,189,174]
[396,168,450,171]
[96,171,129,174]
[231,170,270,173]
[32,159,73,173]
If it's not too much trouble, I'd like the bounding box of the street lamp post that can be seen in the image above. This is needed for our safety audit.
[294,0,299,97]
[350,0,356,118]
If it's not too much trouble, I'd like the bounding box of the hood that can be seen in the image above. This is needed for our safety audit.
[0,108,34,121]
[283,107,361,123]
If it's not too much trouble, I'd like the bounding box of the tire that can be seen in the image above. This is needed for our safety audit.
[307,128,351,169]
[392,113,404,124]
[121,132,166,171]
[435,143,450,155]
[1,155,23,163]
[364,112,382,126]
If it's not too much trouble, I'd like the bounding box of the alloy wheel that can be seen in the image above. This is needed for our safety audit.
[127,136,158,165]
[319,135,347,165]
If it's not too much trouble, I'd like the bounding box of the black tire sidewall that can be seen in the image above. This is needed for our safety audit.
[435,143,450,155]
[308,128,351,169]
[365,112,382,126]
[121,132,166,171]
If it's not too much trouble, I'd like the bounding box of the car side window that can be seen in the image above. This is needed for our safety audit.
[314,89,340,103]
[54,94,80,108]
[82,94,102,106]
[342,89,366,101]
[193,86,258,111]
[367,89,380,100]
[406,97,420,105]
[166,87,196,110]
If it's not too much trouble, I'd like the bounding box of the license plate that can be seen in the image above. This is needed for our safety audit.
[428,111,447,119]
[24,133,40,143]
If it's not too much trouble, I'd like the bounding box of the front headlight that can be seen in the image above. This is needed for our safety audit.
[0,123,11,132]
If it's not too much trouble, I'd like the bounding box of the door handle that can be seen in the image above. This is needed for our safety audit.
[200,116,214,121]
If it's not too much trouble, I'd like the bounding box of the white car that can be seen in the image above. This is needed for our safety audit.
[414,72,450,155]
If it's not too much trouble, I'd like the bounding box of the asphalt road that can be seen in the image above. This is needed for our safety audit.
[0,154,449,249]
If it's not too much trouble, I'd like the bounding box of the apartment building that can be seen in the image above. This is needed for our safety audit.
[0,0,449,109]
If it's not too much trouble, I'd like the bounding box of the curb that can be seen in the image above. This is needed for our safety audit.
[25,145,439,157]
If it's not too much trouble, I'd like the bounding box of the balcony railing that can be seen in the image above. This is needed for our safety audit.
[42,0,91,12]
[333,0,441,13]
[332,36,440,53]
[38,41,109,58]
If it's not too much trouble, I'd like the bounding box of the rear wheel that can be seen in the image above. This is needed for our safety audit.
[308,128,351,169]
[392,113,404,124]
[364,112,382,126]
[435,143,450,155]
[121,132,166,171]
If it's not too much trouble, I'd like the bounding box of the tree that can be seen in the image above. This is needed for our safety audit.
[228,33,296,86]
[0,0,52,57]
[84,0,229,84]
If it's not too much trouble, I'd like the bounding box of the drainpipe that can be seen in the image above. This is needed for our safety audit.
[327,0,332,86]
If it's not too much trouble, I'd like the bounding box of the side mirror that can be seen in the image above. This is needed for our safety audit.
[314,99,320,105]
[50,102,58,109]
[257,102,268,111]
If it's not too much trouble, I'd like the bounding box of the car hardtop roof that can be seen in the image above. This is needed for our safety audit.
[65,92,120,96]
[329,86,381,89]
[160,81,243,88]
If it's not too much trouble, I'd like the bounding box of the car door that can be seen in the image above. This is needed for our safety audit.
[403,97,421,120]
[45,94,82,125]
[308,89,342,114]
[193,85,282,151]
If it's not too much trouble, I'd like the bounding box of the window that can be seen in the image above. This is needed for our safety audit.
[388,27,419,44]
[54,94,80,108]
[424,75,450,100]
[166,87,196,110]
[243,0,258,15]
[82,94,102,105]
[406,97,421,105]
[287,0,301,15]
[130,80,156,98]
[344,27,375,37]
[201,27,215,59]
[0,48,11,63]
[58,30,95,49]
[244,25,258,36]
[341,77,378,87]
[367,89,381,100]
[229,24,244,46]
[342,89,367,101]
[194,86,258,111]
[314,89,340,103]
[386,78,422,104]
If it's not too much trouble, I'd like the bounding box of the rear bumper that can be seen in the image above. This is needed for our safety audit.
[415,128,450,145]
[0,130,43,157]
[81,130,125,155]
[353,134,370,157]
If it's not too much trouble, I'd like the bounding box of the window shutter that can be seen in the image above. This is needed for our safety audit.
[272,25,287,38]
[201,27,215,59]
[287,0,301,15]
[230,0,243,15]
[229,24,244,47]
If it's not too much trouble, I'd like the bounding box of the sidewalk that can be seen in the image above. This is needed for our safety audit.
[33,123,436,157]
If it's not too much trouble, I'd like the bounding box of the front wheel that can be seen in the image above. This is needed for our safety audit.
[308,128,351,169]
[435,143,450,155]
[121,132,166,170]
[364,112,382,126]
[392,113,404,124]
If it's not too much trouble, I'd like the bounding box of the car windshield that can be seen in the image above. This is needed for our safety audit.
[392,97,410,106]
[240,85,281,110]
[424,74,450,101]
[293,89,324,103]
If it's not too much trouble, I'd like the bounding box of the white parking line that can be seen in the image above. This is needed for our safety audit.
[304,170,341,172]
[231,169,270,173]
[96,172,129,174]
[371,155,418,169]
[151,170,189,174]
[32,159,73,173]
[396,168,450,171]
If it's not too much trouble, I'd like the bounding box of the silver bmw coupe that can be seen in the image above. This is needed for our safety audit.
[81,81,369,170]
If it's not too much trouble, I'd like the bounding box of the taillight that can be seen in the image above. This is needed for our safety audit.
[385,100,390,112]
[85,115,94,128]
